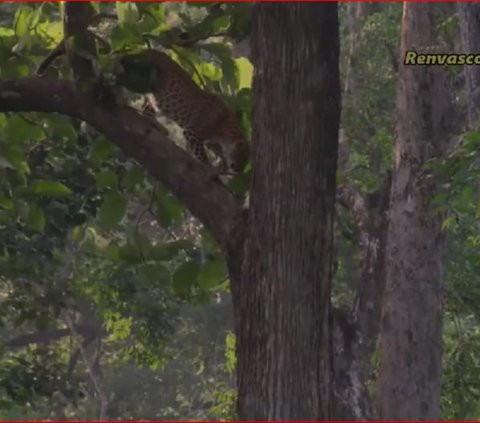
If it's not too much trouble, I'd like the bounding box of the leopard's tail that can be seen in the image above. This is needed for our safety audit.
[36,40,66,75]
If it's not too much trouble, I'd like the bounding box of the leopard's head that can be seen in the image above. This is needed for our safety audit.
[116,51,159,94]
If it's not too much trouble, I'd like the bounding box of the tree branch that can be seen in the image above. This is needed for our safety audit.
[6,323,102,349]
[334,175,391,419]
[65,313,109,420]
[0,77,241,247]
[337,185,369,236]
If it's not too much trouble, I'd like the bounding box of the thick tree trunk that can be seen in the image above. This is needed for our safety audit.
[458,3,480,127]
[377,4,453,419]
[227,4,340,420]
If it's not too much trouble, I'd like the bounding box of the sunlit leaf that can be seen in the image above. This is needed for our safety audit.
[30,180,72,197]
[116,2,140,25]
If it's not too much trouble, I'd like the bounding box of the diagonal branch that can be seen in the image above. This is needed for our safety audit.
[5,323,103,349]
[0,77,241,247]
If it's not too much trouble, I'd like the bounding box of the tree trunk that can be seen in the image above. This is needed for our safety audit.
[334,3,391,417]
[458,3,480,127]
[377,4,453,419]
[334,175,391,420]
[227,4,340,420]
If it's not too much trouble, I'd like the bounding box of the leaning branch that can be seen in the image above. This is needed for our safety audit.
[0,77,241,247]
[6,323,102,349]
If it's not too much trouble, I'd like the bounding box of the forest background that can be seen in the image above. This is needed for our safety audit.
[0,1,479,420]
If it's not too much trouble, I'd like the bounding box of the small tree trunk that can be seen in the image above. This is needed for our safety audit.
[377,4,453,419]
[228,4,341,420]
[334,175,391,420]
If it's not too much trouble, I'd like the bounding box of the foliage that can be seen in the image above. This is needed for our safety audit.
[336,3,480,419]
[429,130,480,418]
[0,1,250,418]
[334,3,401,307]
[2,1,480,420]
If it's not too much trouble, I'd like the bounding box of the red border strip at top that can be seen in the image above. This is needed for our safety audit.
[2,0,480,2]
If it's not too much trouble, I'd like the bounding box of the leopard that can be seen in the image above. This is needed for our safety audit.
[117,50,250,174]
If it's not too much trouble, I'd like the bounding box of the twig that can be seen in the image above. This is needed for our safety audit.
[64,313,109,420]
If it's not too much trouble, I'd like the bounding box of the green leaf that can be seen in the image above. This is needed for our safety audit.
[30,180,72,197]
[155,192,183,226]
[98,192,126,230]
[122,167,145,190]
[236,87,252,110]
[4,115,45,144]
[198,62,222,81]
[110,23,144,51]
[89,137,113,163]
[198,260,227,290]
[227,171,250,197]
[200,43,239,91]
[442,215,456,231]
[118,243,142,264]
[173,261,200,295]
[0,193,14,210]
[116,2,140,25]
[0,56,31,78]
[14,5,32,38]
[45,117,77,143]
[188,13,231,41]
[0,144,29,173]
[224,331,237,373]
[136,3,166,32]
[458,186,475,213]
[26,204,46,232]
[104,243,120,261]
[95,170,118,189]
[139,263,170,284]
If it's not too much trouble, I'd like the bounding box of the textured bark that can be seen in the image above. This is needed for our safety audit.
[230,4,340,420]
[458,3,480,126]
[64,3,97,85]
[334,175,390,420]
[377,4,453,419]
